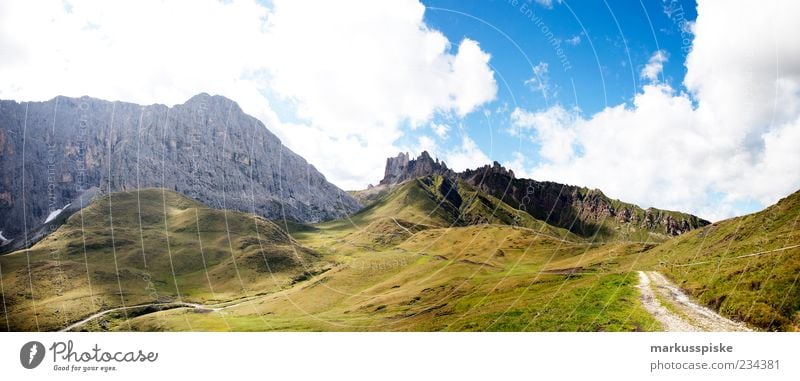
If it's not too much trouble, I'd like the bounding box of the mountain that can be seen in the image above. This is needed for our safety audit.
[641,189,800,331]
[459,162,709,241]
[352,151,455,206]
[379,151,455,186]
[367,152,709,242]
[347,174,580,242]
[0,94,360,247]
[0,189,321,331]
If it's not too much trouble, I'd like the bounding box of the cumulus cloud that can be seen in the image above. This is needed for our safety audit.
[444,136,492,172]
[0,0,498,190]
[503,151,535,179]
[415,135,438,157]
[641,50,668,82]
[511,105,578,164]
[512,0,800,220]
[259,0,496,188]
[0,0,273,111]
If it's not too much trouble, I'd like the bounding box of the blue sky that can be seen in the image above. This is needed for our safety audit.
[1,0,798,221]
[398,0,697,173]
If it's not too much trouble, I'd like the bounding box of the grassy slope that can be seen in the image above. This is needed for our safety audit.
[640,190,800,331]
[117,178,658,331]
[335,176,581,241]
[124,224,658,331]
[0,189,319,331]
[13,177,768,332]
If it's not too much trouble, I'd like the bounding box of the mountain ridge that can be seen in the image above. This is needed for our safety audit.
[369,151,710,241]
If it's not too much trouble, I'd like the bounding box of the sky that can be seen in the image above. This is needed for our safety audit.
[1,0,799,221]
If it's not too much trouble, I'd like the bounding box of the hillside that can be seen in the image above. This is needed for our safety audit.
[0,189,320,331]
[641,190,800,331]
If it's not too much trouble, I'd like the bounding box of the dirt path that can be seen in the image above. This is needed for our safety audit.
[59,294,268,332]
[59,282,309,331]
[636,271,751,332]
[59,302,211,332]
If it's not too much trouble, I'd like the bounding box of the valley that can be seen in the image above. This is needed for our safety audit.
[3,168,795,331]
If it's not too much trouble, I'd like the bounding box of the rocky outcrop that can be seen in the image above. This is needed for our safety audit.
[0,94,360,243]
[458,163,709,238]
[379,151,455,186]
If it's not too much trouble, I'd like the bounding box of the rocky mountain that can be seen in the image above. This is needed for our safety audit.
[0,94,360,245]
[352,151,454,206]
[372,152,710,240]
[459,163,710,240]
[379,151,454,186]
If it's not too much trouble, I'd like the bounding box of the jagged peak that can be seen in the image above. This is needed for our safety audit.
[419,150,433,161]
[461,161,515,179]
[379,151,454,186]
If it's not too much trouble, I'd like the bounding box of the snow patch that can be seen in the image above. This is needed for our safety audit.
[44,203,71,224]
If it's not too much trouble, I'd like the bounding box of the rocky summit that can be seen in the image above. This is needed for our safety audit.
[379,151,455,186]
[0,94,360,243]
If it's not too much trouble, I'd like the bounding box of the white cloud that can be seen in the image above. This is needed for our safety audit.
[502,151,535,179]
[0,0,273,110]
[261,0,496,188]
[0,0,498,190]
[415,135,438,156]
[524,61,550,93]
[514,0,800,221]
[444,136,491,172]
[565,35,581,45]
[511,105,578,164]
[431,123,450,138]
[533,0,554,9]
[533,62,549,78]
[641,50,668,82]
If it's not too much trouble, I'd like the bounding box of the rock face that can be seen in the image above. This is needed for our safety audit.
[372,152,709,238]
[379,151,454,186]
[0,94,360,242]
[459,163,709,238]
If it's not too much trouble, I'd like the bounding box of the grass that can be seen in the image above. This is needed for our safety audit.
[104,222,659,331]
[470,273,658,332]
[0,189,321,331]
[2,180,796,332]
[639,190,800,331]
